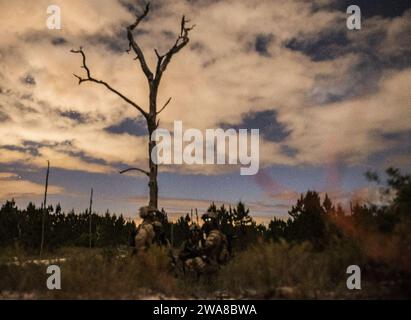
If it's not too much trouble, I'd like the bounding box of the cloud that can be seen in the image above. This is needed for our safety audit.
[221,110,291,142]
[0,0,409,181]
[105,117,147,136]
[0,145,113,174]
[0,171,64,200]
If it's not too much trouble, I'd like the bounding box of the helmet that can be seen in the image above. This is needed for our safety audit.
[201,208,219,234]
[139,206,156,219]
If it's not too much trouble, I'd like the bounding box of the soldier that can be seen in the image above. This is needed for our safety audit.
[179,224,204,273]
[201,209,230,272]
[134,206,156,254]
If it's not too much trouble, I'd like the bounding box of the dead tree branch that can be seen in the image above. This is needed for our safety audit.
[157,97,172,115]
[70,48,148,119]
[119,167,150,176]
[126,3,153,80]
[154,16,195,82]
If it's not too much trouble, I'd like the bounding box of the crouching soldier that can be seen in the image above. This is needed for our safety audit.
[201,209,230,273]
[134,206,156,255]
[181,209,230,276]
[179,224,205,274]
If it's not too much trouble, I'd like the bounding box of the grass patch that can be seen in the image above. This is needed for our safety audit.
[0,242,409,299]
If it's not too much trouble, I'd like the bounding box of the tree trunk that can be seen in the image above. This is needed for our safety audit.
[148,126,158,208]
[148,83,158,208]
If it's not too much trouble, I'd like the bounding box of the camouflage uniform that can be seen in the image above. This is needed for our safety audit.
[184,210,229,274]
[134,206,156,254]
[179,224,205,273]
[203,229,229,267]
[184,256,207,274]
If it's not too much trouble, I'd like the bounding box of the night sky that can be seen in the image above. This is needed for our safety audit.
[0,0,410,222]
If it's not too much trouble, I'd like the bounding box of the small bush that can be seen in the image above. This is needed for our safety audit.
[0,246,177,299]
[217,240,369,298]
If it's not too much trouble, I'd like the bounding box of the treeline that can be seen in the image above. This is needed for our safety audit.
[0,168,409,258]
[167,167,411,257]
[0,202,135,251]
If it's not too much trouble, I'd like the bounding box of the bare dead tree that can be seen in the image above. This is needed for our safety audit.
[71,3,193,209]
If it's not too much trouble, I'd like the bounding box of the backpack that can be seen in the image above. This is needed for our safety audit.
[129,227,137,247]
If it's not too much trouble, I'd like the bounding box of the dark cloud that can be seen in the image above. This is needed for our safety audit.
[21,31,44,44]
[285,28,350,62]
[14,101,38,114]
[255,34,274,57]
[365,129,411,163]
[367,130,411,167]
[161,30,175,40]
[51,37,67,46]
[285,11,411,66]
[328,0,411,18]
[190,42,205,53]
[21,74,36,86]
[105,117,147,136]
[59,110,90,124]
[119,0,151,14]
[281,145,298,157]
[2,141,42,157]
[287,11,411,106]
[309,52,382,105]
[92,32,128,53]
[2,140,109,166]
[49,140,108,166]
[380,130,411,151]
[221,110,290,143]
[65,149,108,166]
